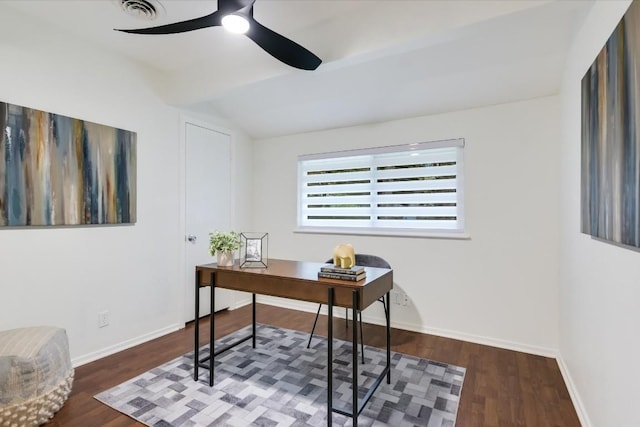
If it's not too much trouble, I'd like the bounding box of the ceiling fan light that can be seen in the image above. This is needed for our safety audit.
[222,14,250,34]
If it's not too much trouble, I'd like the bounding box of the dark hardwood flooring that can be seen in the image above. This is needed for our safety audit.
[44,304,580,426]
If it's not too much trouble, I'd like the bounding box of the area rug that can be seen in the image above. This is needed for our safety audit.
[95,324,465,426]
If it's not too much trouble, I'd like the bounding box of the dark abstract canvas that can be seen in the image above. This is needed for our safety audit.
[0,102,136,226]
[581,1,640,248]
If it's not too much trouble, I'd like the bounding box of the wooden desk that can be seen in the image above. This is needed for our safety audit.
[194,258,393,427]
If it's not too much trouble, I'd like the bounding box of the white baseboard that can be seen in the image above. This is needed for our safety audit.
[556,353,591,427]
[71,323,183,367]
[391,320,559,359]
[255,297,558,358]
[231,297,253,310]
[257,296,316,314]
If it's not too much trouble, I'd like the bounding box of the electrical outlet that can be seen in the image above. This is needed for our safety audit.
[402,293,409,306]
[392,291,403,305]
[98,310,110,328]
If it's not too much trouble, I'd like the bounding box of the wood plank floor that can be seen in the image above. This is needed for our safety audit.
[44,304,580,426]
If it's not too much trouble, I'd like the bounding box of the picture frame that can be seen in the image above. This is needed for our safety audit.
[581,0,640,249]
[0,101,137,227]
[240,232,268,268]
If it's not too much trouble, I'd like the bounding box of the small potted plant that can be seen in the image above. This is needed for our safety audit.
[209,231,241,267]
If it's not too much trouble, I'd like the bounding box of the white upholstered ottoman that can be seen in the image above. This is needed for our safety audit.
[0,327,74,426]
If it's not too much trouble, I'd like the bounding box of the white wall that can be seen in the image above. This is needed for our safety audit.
[252,96,561,355]
[559,1,640,426]
[0,6,252,365]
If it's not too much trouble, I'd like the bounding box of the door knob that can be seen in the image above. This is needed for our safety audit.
[187,234,197,243]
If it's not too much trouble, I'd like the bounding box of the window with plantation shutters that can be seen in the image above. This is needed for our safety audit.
[297,139,465,236]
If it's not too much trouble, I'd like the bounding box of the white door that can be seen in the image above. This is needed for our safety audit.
[185,122,234,322]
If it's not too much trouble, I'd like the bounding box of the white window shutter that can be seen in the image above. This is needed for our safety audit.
[298,139,465,234]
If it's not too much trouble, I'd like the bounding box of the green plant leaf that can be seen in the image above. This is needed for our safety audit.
[208,231,241,255]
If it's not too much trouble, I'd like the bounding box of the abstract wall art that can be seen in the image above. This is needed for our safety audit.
[0,101,136,226]
[581,0,640,248]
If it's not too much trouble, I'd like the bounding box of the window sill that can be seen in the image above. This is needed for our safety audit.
[294,227,470,240]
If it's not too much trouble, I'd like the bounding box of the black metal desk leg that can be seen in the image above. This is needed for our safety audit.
[327,287,334,427]
[252,293,256,348]
[209,272,215,387]
[352,290,359,427]
[386,290,391,384]
[194,271,200,381]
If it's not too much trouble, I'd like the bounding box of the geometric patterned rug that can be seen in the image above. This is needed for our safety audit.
[95,324,465,426]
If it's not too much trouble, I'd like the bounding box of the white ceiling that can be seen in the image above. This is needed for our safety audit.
[2,0,594,139]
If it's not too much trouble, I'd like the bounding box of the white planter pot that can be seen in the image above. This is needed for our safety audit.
[216,251,235,267]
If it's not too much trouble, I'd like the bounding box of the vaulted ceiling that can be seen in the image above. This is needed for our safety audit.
[2,0,594,138]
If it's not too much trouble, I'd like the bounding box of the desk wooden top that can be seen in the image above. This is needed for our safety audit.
[196,258,393,309]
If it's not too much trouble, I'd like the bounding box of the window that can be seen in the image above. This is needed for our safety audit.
[297,139,465,237]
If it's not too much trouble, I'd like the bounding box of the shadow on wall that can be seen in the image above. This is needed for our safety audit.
[361,280,424,347]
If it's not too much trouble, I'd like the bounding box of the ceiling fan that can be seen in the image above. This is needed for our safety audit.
[116,0,322,70]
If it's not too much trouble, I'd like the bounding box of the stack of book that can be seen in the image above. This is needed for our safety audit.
[317,264,367,281]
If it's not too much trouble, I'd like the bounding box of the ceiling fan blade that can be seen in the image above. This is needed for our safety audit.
[218,0,255,15]
[115,11,222,35]
[246,18,321,70]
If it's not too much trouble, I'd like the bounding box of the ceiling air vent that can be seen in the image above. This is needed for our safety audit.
[118,0,163,20]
